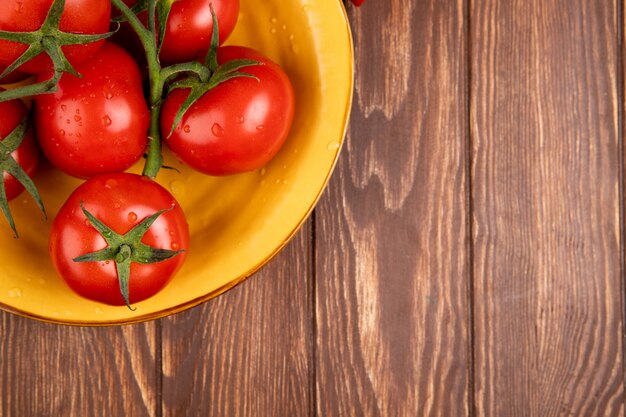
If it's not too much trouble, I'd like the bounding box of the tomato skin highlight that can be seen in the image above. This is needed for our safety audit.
[34,42,148,179]
[0,97,39,201]
[0,0,111,74]
[49,173,189,306]
[161,46,295,176]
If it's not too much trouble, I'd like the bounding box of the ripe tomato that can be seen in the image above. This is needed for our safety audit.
[159,0,239,65]
[115,0,239,66]
[49,173,189,306]
[0,0,111,74]
[160,46,295,176]
[34,41,148,178]
[0,95,39,201]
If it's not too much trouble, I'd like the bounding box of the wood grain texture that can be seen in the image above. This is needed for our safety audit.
[315,1,470,416]
[159,223,313,417]
[470,1,624,415]
[0,314,158,417]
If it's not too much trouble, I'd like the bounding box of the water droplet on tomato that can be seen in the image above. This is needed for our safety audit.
[183,124,191,133]
[58,129,65,136]
[256,125,265,131]
[101,115,112,127]
[236,115,244,124]
[74,115,82,122]
[105,178,118,189]
[211,123,224,137]
[60,104,67,112]
[84,218,91,227]
[171,242,179,250]
[127,212,138,223]
[14,2,23,12]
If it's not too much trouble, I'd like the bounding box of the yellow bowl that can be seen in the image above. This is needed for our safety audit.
[0,0,353,325]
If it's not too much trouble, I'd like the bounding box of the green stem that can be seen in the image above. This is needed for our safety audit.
[143,104,163,178]
[111,0,164,178]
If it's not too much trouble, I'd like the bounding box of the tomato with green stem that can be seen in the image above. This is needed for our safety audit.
[33,41,149,178]
[0,0,111,75]
[114,0,239,66]
[0,94,45,237]
[49,172,189,307]
[160,46,295,176]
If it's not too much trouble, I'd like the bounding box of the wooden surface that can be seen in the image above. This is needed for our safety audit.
[2,0,626,416]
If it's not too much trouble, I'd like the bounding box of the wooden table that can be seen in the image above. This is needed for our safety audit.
[2,0,625,415]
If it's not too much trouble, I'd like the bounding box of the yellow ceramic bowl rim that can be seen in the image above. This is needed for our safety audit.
[1,1,354,326]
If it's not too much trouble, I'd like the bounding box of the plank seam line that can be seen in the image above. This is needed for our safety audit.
[464,0,477,415]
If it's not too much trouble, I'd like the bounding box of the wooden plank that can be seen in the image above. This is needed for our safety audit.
[470,0,624,415]
[160,224,313,417]
[0,313,159,417]
[315,0,470,416]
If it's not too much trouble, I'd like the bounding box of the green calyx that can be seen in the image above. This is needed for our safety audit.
[0,113,46,238]
[0,0,115,102]
[73,203,185,310]
[164,4,261,139]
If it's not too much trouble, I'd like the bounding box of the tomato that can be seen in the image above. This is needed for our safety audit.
[49,172,189,306]
[34,41,148,178]
[0,95,39,202]
[160,46,295,176]
[0,0,111,74]
[115,0,239,66]
[159,0,239,65]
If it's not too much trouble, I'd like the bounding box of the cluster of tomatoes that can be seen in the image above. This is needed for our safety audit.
[0,0,296,309]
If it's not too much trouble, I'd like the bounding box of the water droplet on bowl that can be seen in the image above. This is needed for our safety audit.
[327,141,340,151]
[169,180,187,197]
[8,287,21,298]
[94,307,104,315]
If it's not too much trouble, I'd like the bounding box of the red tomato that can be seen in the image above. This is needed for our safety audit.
[34,41,148,178]
[0,95,39,201]
[49,172,189,306]
[160,46,295,176]
[0,0,111,74]
[159,0,239,65]
[115,0,239,66]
